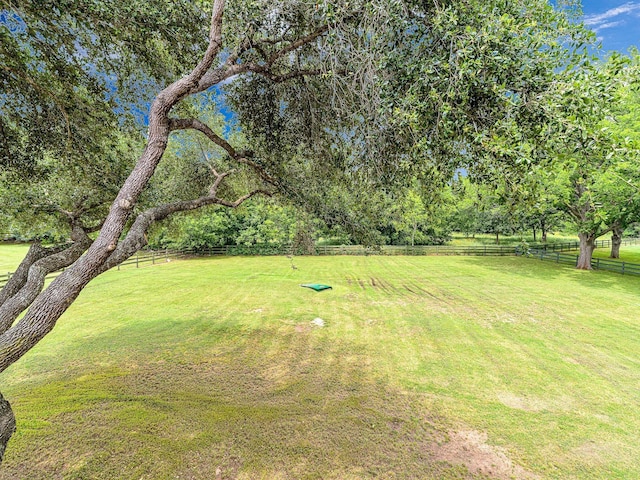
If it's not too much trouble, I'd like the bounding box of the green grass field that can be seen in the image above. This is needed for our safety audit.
[1,251,640,479]
[592,244,640,264]
[0,244,30,273]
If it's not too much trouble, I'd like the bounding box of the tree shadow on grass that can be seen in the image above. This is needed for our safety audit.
[0,324,536,480]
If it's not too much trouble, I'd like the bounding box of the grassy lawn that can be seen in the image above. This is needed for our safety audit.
[0,254,639,479]
[0,243,30,273]
[592,244,640,264]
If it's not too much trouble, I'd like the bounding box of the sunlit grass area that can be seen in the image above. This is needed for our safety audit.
[592,244,640,264]
[0,253,639,479]
[0,244,30,272]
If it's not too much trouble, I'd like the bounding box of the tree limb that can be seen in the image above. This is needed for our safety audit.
[267,25,329,64]
[0,228,91,335]
[194,23,329,93]
[101,188,272,271]
[169,117,279,186]
[0,243,66,306]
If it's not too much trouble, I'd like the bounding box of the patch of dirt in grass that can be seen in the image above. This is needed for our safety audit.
[430,429,540,480]
[294,324,311,333]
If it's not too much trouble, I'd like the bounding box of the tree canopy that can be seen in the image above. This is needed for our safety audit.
[0,0,630,463]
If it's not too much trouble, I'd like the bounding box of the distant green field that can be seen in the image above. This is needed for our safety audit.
[0,253,639,479]
[450,232,576,246]
[0,243,30,272]
[592,244,640,264]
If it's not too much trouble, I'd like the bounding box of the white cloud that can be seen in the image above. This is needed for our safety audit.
[592,20,624,32]
[584,2,640,27]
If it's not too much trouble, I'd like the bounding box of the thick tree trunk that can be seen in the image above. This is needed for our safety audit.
[610,224,623,259]
[0,392,15,464]
[576,232,596,270]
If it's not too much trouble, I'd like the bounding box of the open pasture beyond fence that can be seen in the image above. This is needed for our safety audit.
[0,255,638,479]
[3,238,640,289]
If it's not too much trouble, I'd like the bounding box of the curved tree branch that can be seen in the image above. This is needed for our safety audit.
[0,1,229,374]
[169,117,279,186]
[0,243,68,306]
[102,188,273,271]
[0,228,91,335]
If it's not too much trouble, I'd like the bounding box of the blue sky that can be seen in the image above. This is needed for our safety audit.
[581,1,640,53]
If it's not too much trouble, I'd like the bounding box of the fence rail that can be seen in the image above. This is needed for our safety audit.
[0,249,189,288]
[527,237,640,253]
[194,244,519,257]
[519,248,640,277]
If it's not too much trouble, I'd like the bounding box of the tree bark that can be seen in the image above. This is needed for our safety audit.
[0,243,67,306]
[495,232,499,245]
[0,392,15,464]
[532,227,537,243]
[576,232,596,269]
[0,237,90,335]
[610,223,623,259]
[541,219,547,242]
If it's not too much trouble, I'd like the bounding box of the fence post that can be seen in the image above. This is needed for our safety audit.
[622,262,625,275]
[152,251,155,265]
[136,253,139,268]
[596,258,600,270]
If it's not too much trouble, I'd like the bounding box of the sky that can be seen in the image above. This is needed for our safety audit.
[581,1,640,53]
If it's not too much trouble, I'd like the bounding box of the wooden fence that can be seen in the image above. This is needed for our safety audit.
[528,237,640,253]
[195,237,640,257]
[195,244,519,257]
[0,249,189,288]
[519,248,640,277]
[3,238,640,288]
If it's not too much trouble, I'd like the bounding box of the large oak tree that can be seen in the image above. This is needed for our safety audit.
[0,0,591,462]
